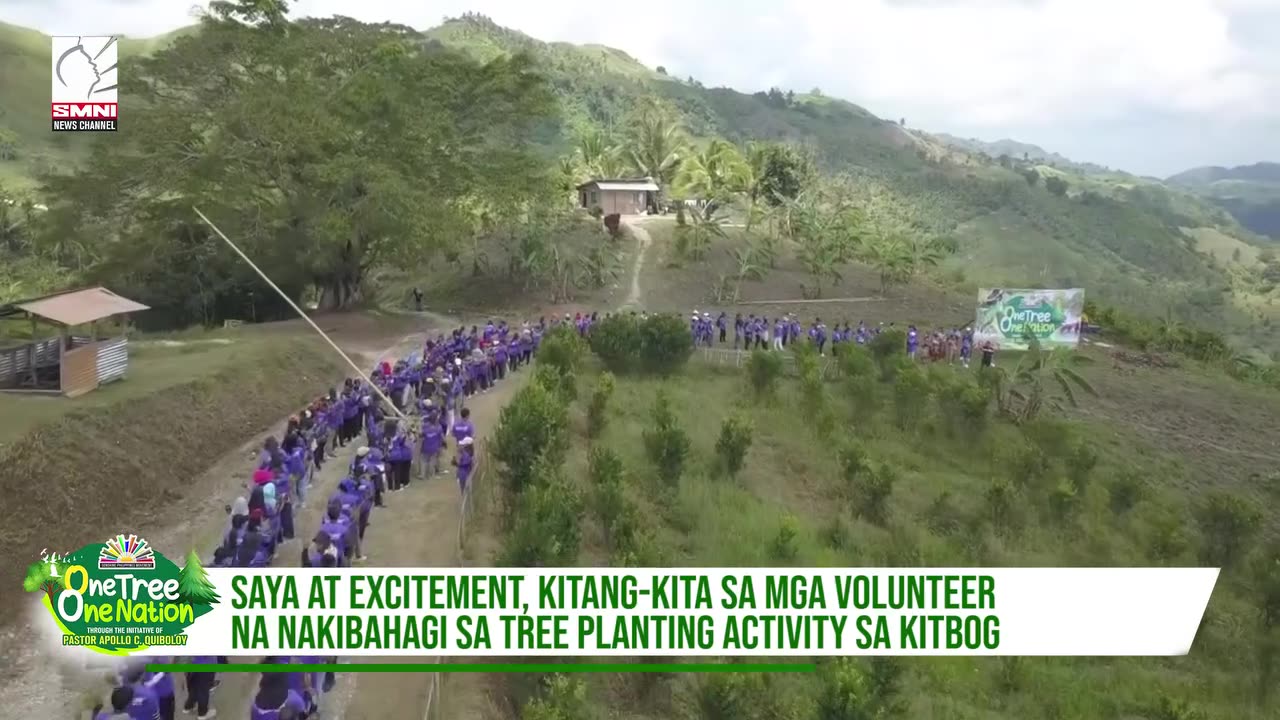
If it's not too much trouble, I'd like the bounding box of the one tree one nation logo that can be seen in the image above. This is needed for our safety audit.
[52,35,118,132]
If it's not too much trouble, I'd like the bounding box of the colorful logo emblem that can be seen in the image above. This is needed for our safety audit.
[98,534,156,570]
[23,535,218,656]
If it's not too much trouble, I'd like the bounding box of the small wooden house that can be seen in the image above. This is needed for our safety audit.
[577,178,660,215]
[0,287,150,397]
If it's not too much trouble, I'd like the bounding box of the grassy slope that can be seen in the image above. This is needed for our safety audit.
[470,352,1279,720]
[0,328,348,625]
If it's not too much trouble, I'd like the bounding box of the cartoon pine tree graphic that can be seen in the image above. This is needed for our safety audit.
[176,550,220,606]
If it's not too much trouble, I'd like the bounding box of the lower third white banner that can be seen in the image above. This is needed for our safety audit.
[51,567,1219,657]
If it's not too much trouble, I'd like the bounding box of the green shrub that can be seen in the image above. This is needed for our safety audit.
[522,674,591,720]
[892,364,931,430]
[770,514,800,561]
[491,382,569,495]
[1107,471,1145,514]
[588,314,642,373]
[823,516,851,550]
[1144,505,1191,563]
[746,349,784,398]
[845,374,878,420]
[638,313,694,375]
[1004,440,1049,491]
[537,325,586,374]
[1196,491,1263,569]
[838,344,875,380]
[588,314,693,375]
[838,441,868,489]
[1047,479,1080,523]
[533,363,576,403]
[985,478,1020,535]
[588,445,626,536]
[869,329,906,381]
[642,390,691,486]
[586,371,615,439]
[924,490,964,536]
[816,658,905,720]
[715,414,754,479]
[691,673,765,720]
[1065,440,1099,492]
[500,453,583,567]
[935,374,991,438]
[853,463,896,526]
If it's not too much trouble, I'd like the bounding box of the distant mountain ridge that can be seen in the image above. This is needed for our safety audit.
[1165,162,1280,238]
[932,133,1117,176]
[1166,162,1280,186]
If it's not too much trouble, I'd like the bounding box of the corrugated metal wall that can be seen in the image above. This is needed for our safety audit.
[96,337,129,384]
[60,343,99,398]
[0,338,60,387]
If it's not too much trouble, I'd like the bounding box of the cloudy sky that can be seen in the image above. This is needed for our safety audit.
[5,0,1278,177]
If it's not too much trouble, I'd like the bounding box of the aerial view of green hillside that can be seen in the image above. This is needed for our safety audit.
[1,2,1279,720]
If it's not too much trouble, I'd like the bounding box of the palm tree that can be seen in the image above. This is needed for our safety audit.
[862,235,913,295]
[906,235,945,273]
[798,236,842,298]
[744,231,779,269]
[577,243,622,289]
[995,336,1097,423]
[674,140,751,219]
[572,127,628,179]
[626,100,687,204]
[675,210,725,261]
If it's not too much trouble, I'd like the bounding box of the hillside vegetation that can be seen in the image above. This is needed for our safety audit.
[462,323,1280,720]
[1,5,1279,359]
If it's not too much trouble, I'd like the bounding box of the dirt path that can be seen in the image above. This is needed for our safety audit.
[622,217,655,309]
[0,311,525,720]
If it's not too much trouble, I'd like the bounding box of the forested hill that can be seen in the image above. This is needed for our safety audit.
[420,14,1280,350]
[1,12,1278,350]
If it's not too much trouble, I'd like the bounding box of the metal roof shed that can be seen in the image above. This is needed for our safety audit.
[0,287,150,397]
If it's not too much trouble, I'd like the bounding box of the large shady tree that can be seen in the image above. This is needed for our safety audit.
[40,0,557,322]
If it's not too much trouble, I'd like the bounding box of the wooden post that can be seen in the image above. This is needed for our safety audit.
[27,315,37,388]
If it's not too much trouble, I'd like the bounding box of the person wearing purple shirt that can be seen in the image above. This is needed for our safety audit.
[451,407,474,447]
[123,660,175,720]
[95,685,158,720]
[387,427,412,492]
[183,655,220,718]
[105,666,161,720]
[419,409,444,479]
[250,672,306,720]
[907,325,919,358]
[454,436,475,493]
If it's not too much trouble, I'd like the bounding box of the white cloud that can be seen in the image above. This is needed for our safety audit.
[2,0,1277,174]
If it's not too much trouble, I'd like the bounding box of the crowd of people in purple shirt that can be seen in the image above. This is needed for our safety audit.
[687,310,991,367]
[88,319,572,720]
[86,309,996,720]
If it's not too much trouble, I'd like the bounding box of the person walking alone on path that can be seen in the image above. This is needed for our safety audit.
[454,436,475,494]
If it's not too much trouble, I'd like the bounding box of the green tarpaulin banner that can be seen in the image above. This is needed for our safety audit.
[974,288,1085,350]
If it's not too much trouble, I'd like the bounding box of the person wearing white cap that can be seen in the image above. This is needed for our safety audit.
[454,436,476,493]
